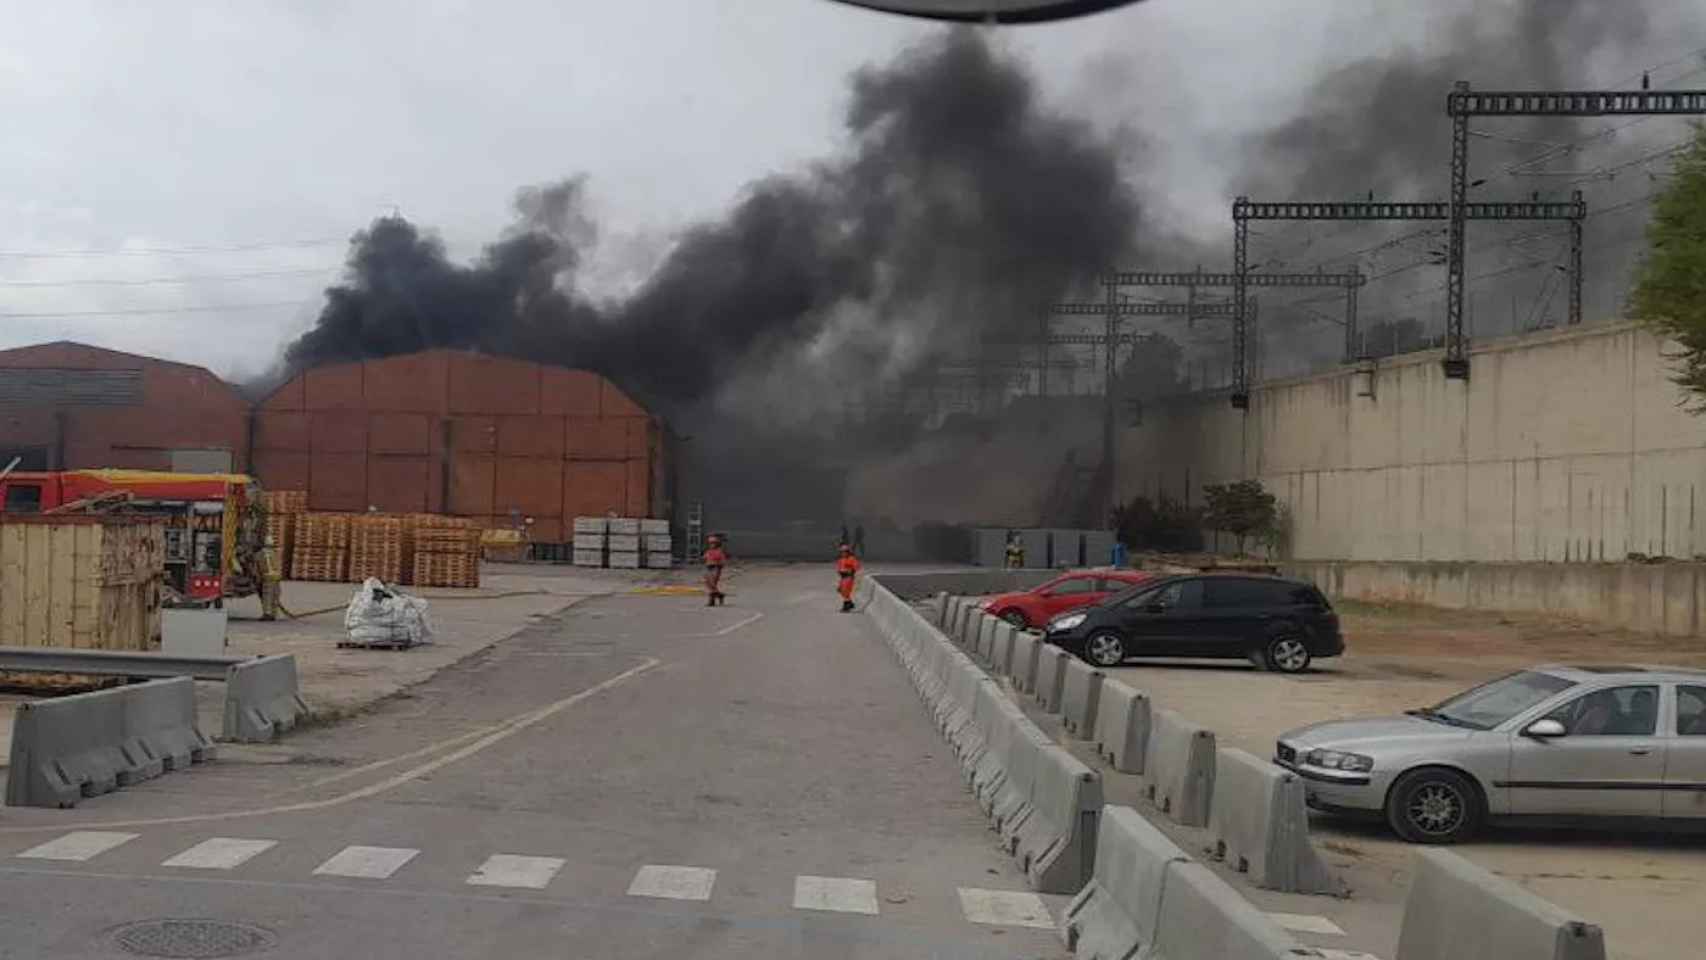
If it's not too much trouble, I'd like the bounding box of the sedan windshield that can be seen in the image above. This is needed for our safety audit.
[1422,670,1576,730]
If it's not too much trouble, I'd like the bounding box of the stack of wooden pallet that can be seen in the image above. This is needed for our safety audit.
[261,489,308,577]
[349,515,410,584]
[410,516,480,588]
[291,513,351,582]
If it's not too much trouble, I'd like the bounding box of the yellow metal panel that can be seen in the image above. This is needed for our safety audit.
[47,523,75,648]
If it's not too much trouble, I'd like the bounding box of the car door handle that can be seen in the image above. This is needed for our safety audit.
[1628,747,1652,756]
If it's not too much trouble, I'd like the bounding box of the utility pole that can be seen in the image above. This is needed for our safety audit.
[1443,82,1706,374]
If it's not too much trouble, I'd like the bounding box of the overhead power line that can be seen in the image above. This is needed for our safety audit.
[0,237,348,259]
[0,267,335,288]
[0,300,314,320]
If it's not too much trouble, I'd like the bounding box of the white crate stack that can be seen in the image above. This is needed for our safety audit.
[607,517,641,569]
[572,516,607,567]
[641,518,672,568]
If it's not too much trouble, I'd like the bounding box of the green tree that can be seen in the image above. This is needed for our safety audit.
[1632,123,1706,404]
[1201,479,1277,555]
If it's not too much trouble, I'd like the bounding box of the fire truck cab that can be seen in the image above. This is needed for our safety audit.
[0,469,266,603]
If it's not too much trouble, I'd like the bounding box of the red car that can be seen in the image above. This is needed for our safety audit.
[981,569,1153,629]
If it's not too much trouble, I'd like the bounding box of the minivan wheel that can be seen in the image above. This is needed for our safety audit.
[1083,631,1126,667]
[1385,768,1483,844]
[1001,609,1029,630]
[1263,635,1311,673]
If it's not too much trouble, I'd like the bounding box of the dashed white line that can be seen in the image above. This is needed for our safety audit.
[161,838,277,870]
[1269,912,1347,936]
[1315,951,1383,960]
[313,846,420,880]
[793,875,879,915]
[627,865,717,901]
[956,887,1054,928]
[16,831,138,862]
[466,854,565,889]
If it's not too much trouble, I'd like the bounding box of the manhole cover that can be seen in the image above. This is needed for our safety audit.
[110,919,276,958]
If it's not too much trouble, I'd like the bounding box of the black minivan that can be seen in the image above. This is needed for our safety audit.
[1042,573,1343,673]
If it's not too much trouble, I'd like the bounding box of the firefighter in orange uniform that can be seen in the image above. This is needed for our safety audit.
[703,534,728,607]
[836,542,860,612]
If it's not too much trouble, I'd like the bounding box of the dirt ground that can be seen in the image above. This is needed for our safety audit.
[1092,598,1706,960]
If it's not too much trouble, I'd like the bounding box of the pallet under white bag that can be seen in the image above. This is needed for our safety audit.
[344,578,436,648]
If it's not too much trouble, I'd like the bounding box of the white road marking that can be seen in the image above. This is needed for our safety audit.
[1315,951,1382,960]
[161,838,276,870]
[793,875,879,915]
[1269,912,1347,936]
[627,864,717,901]
[16,831,138,862]
[956,887,1054,928]
[313,845,420,879]
[466,854,565,889]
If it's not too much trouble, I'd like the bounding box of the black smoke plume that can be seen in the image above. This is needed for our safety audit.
[279,29,1146,531]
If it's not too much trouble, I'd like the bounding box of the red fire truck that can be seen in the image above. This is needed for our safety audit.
[0,469,267,603]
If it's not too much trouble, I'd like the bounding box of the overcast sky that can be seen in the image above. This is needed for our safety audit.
[2,0,1701,379]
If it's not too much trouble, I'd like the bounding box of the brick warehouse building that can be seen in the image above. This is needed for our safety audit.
[0,341,250,473]
[254,350,671,542]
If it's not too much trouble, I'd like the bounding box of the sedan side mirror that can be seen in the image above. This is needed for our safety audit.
[1524,718,1567,739]
[1144,602,1166,614]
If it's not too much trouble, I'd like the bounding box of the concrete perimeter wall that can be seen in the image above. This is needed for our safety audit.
[1119,321,1706,565]
[1283,559,1706,638]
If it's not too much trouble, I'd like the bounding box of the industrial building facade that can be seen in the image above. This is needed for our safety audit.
[0,341,249,474]
[0,342,669,540]
[254,350,669,541]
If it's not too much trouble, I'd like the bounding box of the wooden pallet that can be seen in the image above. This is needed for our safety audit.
[412,551,480,588]
[290,545,348,582]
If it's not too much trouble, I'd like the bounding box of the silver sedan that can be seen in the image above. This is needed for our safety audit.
[1276,664,1706,842]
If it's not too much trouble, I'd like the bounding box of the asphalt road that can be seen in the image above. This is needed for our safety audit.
[0,566,1064,960]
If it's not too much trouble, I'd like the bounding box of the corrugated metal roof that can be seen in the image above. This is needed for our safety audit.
[0,367,142,406]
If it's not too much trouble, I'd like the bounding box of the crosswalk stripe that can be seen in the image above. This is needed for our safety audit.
[16,831,138,862]
[627,864,717,901]
[313,845,421,880]
[793,875,879,915]
[466,854,565,889]
[1268,912,1346,936]
[161,838,277,870]
[956,887,1053,928]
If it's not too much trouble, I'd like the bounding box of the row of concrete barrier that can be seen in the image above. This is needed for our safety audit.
[6,653,311,808]
[938,592,1339,895]
[920,586,1608,960]
[5,676,214,808]
[860,578,1101,894]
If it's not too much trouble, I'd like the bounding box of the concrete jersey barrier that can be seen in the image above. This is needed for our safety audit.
[992,622,1017,674]
[1060,804,1191,960]
[1396,848,1607,960]
[977,615,998,663]
[1035,644,1071,712]
[1012,741,1103,894]
[1009,630,1041,693]
[223,654,310,743]
[1094,678,1151,773]
[1060,658,1105,740]
[6,676,214,808]
[1208,747,1342,894]
[1152,860,1321,960]
[1143,707,1217,827]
